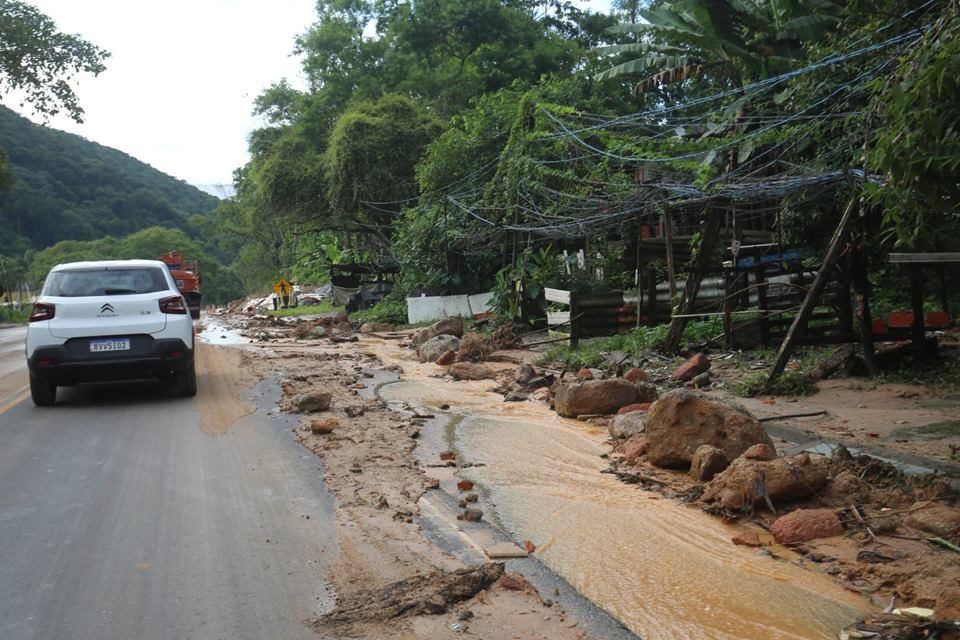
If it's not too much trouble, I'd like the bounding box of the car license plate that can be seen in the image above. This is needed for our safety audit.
[89,338,131,353]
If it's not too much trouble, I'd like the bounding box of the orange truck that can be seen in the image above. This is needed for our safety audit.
[158,251,202,319]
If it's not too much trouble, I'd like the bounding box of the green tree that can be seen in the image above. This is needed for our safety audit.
[0,0,109,122]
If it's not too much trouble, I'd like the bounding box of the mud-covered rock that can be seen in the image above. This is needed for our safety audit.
[359,322,396,333]
[435,349,457,366]
[617,402,652,415]
[770,509,844,544]
[609,411,646,439]
[690,444,729,481]
[310,418,339,434]
[413,316,464,346]
[515,364,537,385]
[295,391,332,413]
[645,390,773,469]
[450,362,496,381]
[700,453,831,513]
[743,443,777,461]
[615,434,647,464]
[624,368,649,383]
[419,335,461,363]
[635,381,659,403]
[554,379,643,418]
[333,310,349,324]
[904,502,960,538]
[457,332,492,362]
[671,353,711,382]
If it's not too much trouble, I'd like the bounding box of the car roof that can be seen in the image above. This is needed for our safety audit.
[50,259,168,272]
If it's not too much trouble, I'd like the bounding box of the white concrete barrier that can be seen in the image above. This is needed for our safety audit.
[406,292,494,324]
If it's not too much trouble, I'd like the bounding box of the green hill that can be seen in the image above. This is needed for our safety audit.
[0,105,219,255]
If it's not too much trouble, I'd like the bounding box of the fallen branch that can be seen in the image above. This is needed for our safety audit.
[928,537,960,554]
[758,410,827,422]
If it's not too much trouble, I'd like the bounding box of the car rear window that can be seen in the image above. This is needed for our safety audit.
[43,267,170,297]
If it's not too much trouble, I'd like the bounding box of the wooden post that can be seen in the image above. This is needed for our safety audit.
[768,194,858,381]
[570,292,581,348]
[837,260,854,338]
[663,208,724,353]
[647,265,658,324]
[910,264,926,357]
[662,212,677,304]
[756,264,771,348]
[723,267,734,349]
[850,240,878,376]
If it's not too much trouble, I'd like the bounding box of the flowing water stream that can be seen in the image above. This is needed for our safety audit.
[379,376,871,640]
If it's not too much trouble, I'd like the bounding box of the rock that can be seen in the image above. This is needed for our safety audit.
[333,310,350,323]
[690,444,729,481]
[688,370,712,388]
[530,387,551,402]
[458,508,483,522]
[644,390,773,469]
[457,332,492,362]
[700,453,831,513]
[294,391,332,413]
[413,316,465,346]
[615,434,647,464]
[904,502,960,537]
[419,335,462,363]
[310,326,328,338]
[624,367,649,383]
[554,379,644,418]
[770,509,844,544]
[504,391,528,402]
[359,322,396,333]
[743,443,777,461]
[731,531,762,547]
[435,349,457,366]
[335,321,353,333]
[344,405,365,418]
[450,362,496,381]
[457,480,474,492]
[515,364,537,385]
[310,418,339,434]
[498,574,528,591]
[617,402,652,415]
[608,412,647,439]
[635,381,659,403]
[671,353,711,382]
[525,376,551,390]
[523,540,537,554]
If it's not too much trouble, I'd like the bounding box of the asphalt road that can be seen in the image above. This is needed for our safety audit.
[0,331,337,640]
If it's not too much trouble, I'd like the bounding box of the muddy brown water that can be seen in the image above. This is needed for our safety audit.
[380,377,871,640]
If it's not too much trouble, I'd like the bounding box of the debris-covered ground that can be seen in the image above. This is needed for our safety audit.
[209,308,960,639]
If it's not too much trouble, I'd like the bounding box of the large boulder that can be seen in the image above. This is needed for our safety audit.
[644,390,773,469]
[700,453,831,513]
[671,353,711,382]
[690,445,729,482]
[608,412,647,439]
[359,322,396,334]
[904,502,960,538]
[450,362,496,381]
[419,334,461,363]
[554,379,643,418]
[770,509,844,544]
[294,391,332,413]
[413,317,464,346]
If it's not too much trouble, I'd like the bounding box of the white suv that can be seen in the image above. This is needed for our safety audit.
[25,260,197,406]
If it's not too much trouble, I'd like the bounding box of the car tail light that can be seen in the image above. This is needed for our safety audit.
[159,296,188,315]
[30,302,55,322]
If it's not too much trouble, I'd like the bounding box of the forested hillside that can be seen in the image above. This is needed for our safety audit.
[213,0,959,319]
[0,105,219,255]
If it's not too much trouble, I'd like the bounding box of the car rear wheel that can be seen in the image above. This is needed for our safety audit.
[173,359,197,397]
[30,374,57,407]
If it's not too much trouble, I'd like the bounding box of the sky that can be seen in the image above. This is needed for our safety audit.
[11,1,612,194]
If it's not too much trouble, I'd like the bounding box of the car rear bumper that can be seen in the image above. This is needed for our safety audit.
[28,336,194,384]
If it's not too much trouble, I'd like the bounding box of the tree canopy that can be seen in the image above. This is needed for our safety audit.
[0,0,109,122]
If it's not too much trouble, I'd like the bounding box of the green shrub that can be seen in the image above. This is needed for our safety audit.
[735,370,815,397]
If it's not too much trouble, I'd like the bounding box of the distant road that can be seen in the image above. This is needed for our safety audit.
[0,341,337,640]
[0,325,27,407]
